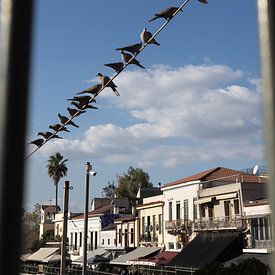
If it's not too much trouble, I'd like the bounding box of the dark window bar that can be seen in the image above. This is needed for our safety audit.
[0,0,34,274]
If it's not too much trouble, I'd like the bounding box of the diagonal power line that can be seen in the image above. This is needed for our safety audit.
[26,0,202,160]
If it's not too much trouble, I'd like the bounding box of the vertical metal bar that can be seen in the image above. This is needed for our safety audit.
[0,0,33,273]
[82,162,91,275]
[60,181,70,275]
[257,0,275,273]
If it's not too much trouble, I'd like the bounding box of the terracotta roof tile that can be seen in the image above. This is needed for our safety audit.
[162,167,268,188]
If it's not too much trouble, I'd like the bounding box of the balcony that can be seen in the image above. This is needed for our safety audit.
[140,233,158,244]
[194,215,247,231]
[165,219,191,230]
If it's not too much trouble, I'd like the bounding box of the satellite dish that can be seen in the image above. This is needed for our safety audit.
[253,164,259,175]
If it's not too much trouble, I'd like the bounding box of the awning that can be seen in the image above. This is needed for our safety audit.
[110,247,161,265]
[72,248,108,265]
[216,193,237,200]
[195,197,212,204]
[223,253,271,267]
[25,247,59,263]
[128,251,178,267]
[169,232,242,268]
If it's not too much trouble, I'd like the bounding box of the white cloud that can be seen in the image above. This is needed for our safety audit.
[40,64,264,168]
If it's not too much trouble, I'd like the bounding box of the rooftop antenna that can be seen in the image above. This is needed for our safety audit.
[253,164,259,175]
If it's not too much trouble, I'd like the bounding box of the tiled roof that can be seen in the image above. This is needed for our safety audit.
[136,201,164,209]
[114,214,136,222]
[73,205,113,220]
[162,167,268,188]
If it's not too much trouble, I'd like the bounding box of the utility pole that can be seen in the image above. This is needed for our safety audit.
[82,162,97,275]
[60,181,71,275]
[82,162,91,275]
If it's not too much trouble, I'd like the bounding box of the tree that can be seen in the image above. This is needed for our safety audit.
[47,152,68,214]
[21,203,41,253]
[115,166,152,205]
[102,181,116,198]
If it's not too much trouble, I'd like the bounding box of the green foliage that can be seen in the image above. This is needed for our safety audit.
[115,166,152,205]
[47,152,68,185]
[102,181,116,198]
[21,203,41,253]
[47,152,68,213]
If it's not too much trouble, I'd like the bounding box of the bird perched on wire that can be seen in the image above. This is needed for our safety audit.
[49,124,70,132]
[140,28,160,46]
[198,0,208,3]
[148,7,182,22]
[120,50,145,69]
[38,131,63,139]
[67,107,86,117]
[67,95,91,106]
[71,101,98,110]
[115,42,143,55]
[104,62,124,73]
[29,138,44,147]
[96,73,120,96]
[77,84,102,95]
[58,113,79,128]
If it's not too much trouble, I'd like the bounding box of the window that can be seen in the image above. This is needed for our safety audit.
[147,216,151,233]
[56,224,59,236]
[184,199,189,221]
[169,201,173,221]
[119,228,122,243]
[176,242,181,250]
[74,232,77,250]
[233,199,240,215]
[95,231,98,249]
[79,232,82,247]
[70,233,73,247]
[168,242,174,250]
[108,239,110,245]
[158,214,162,234]
[200,204,205,218]
[142,217,145,235]
[176,202,181,220]
[102,238,104,245]
[193,198,198,220]
[130,228,134,244]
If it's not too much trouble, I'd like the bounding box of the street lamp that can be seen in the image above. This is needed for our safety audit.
[82,162,97,275]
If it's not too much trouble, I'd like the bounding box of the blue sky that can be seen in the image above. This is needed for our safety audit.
[25,0,263,211]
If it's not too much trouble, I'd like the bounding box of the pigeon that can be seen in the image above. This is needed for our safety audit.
[140,28,160,46]
[67,107,86,116]
[77,84,102,95]
[71,101,98,110]
[38,131,63,139]
[58,113,79,128]
[198,0,208,3]
[115,43,143,55]
[120,50,145,69]
[67,107,86,117]
[96,73,120,96]
[67,95,91,106]
[49,124,70,132]
[148,7,182,22]
[104,62,124,73]
[29,138,44,147]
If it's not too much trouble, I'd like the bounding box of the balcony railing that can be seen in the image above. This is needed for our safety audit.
[194,215,247,231]
[140,234,158,243]
[165,219,191,230]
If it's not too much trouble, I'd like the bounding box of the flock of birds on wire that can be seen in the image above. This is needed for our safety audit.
[28,0,208,155]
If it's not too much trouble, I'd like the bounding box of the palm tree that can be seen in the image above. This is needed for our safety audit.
[47,152,68,214]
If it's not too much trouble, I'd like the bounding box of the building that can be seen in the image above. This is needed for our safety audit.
[67,198,129,259]
[136,194,164,247]
[39,204,60,239]
[161,167,268,251]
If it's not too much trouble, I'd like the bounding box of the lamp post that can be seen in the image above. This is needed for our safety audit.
[82,162,97,275]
